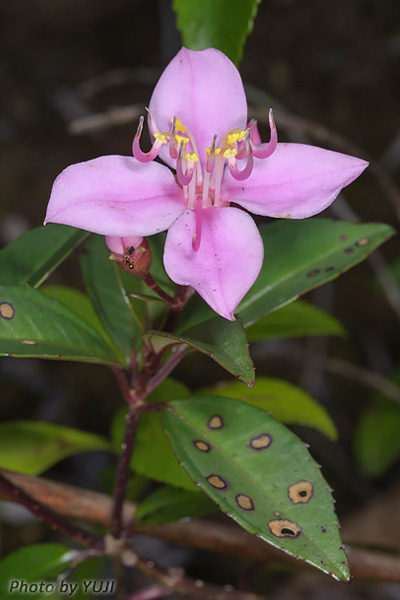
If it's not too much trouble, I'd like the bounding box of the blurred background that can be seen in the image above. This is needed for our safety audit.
[2,0,400,598]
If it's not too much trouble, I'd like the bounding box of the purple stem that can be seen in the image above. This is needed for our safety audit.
[146,347,187,395]
[111,405,139,539]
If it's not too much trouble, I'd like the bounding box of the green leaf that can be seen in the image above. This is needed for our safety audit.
[173,0,261,65]
[355,406,400,477]
[0,284,122,366]
[0,224,86,288]
[136,485,215,525]
[41,285,118,347]
[111,379,197,490]
[144,316,254,386]
[246,301,346,343]
[200,377,338,441]
[238,219,395,326]
[80,235,144,361]
[163,396,349,581]
[0,544,73,600]
[0,421,111,475]
[38,557,106,600]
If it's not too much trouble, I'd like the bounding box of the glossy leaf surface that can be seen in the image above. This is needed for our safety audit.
[177,219,394,332]
[0,421,111,475]
[0,284,122,365]
[0,224,86,288]
[0,544,73,600]
[246,301,346,342]
[81,235,144,361]
[41,285,118,347]
[136,485,215,525]
[238,219,394,326]
[143,317,254,386]
[111,379,197,490]
[201,377,338,441]
[173,0,261,65]
[164,396,349,580]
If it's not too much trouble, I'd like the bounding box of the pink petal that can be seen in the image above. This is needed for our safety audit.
[149,48,247,167]
[45,155,184,236]
[164,207,264,320]
[105,235,144,254]
[224,143,368,219]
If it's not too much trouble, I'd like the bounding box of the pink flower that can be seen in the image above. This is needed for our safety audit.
[45,48,368,320]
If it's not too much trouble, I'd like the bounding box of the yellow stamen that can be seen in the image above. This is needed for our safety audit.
[183,151,199,163]
[172,118,186,134]
[153,132,168,144]
[223,148,238,159]
[176,135,189,149]
[206,147,221,158]
[226,130,246,147]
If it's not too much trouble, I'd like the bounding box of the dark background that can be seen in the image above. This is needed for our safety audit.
[1,1,400,597]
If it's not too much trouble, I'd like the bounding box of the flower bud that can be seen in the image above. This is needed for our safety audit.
[106,235,151,276]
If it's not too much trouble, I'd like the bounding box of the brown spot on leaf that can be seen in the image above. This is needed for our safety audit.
[249,433,273,450]
[288,480,314,504]
[0,302,15,320]
[206,474,228,490]
[356,237,370,247]
[268,519,302,538]
[235,494,254,511]
[21,340,37,346]
[208,415,224,430]
[307,269,320,277]
[193,440,211,453]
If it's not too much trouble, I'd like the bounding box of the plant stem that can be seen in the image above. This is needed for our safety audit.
[0,471,104,551]
[146,346,187,395]
[110,400,162,540]
[141,272,177,306]
[111,405,139,540]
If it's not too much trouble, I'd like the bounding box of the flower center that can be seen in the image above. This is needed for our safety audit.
[133,110,277,250]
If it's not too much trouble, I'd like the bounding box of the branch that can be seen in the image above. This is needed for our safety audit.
[0,471,104,551]
[1,469,400,583]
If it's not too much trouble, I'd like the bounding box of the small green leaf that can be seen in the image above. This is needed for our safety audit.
[173,0,261,65]
[246,301,346,343]
[81,235,144,361]
[111,379,197,490]
[200,377,338,441]
[144,316,254,386]
[355,406,400,477]
[136,485,215,525]
[163,396,349,581]
[0,544,73,600]
[238,219,395,326]
[0,224,86,288]
[0,284,122,366]
[0,421,111,475]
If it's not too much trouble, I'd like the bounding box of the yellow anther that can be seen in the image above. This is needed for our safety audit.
[176,135,189,149]
[226,130,246,147]
[183,151,199,163]
[172,118,186,133]
[206,147,221,158]
[223,148,238,159]
[153,133,168,144]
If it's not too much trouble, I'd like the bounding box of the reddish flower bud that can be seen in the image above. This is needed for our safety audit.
[107,237,151,276]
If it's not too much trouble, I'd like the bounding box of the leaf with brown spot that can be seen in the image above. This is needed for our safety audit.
[163,395,350,581]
